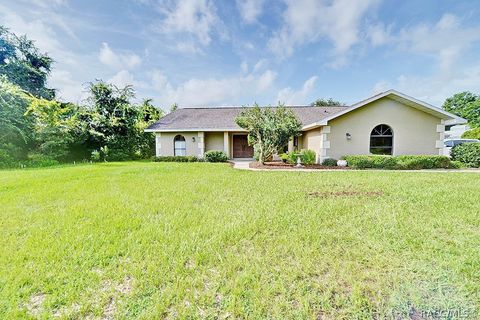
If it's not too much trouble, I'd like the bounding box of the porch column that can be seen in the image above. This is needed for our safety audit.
[224,132,230,158]
[436,120,445,155]
[319,126,331,164]
[155,133,162,156]
[198,132,205,157]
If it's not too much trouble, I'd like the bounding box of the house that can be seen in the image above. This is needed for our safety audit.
[145,90,466,163]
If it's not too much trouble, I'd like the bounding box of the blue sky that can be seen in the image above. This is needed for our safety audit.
[1,0,480,110]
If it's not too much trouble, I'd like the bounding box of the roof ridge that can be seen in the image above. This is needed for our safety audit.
[179,105,349,109]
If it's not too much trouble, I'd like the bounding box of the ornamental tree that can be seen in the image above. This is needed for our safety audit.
[235,104,301,164]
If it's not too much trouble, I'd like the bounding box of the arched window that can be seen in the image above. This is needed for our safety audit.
[174,135,186,156]
[370,124,393,155]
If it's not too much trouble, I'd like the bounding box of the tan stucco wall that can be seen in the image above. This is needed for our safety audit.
[326,97,442,159]
[157,132,201,156]
[205,132,224,151]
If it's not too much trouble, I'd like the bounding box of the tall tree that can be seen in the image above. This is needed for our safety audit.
[0,75,34,160]
[310,98,342,107]
[0,26,54,99]
[235,104,301,164]
[443,91,480,128]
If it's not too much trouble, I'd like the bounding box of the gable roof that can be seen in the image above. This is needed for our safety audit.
[146,90,467,132]
[145,106,349,132]
[302,89,467,130]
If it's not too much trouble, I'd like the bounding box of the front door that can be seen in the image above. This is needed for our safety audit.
[232,135,254,158]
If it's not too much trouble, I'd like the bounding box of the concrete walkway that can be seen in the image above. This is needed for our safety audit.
[229,160,480,173]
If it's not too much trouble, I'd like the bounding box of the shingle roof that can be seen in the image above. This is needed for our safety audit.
[146,106,349,131]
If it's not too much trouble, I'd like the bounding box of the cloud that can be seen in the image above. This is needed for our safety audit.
[236,0,264,24]
[99,43,141,70]
[108,70,136,88]
[372,64,480,106]
[268,0,379,63]
[276,76,318,105]
[395,14,480,72]
[157,0,220,48]
[147,69,277,107]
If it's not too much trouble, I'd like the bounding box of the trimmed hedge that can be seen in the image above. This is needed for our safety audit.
[204,150,229,162]
[154,156,199,162]
[451,142,480,167]
[321,158,338,166]
[343,155,453,170]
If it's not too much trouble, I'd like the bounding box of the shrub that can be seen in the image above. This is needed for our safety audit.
[154,156,199,162]
[204,150,228,163]
[449,160,465,169]
[20,154,59,168]
[342,155,452,170]
[91,150,101,162]
[451,142,480,167]
[0,149,15,168]
[321,158,338,166]
[395,155,451,170]
[343,155,398,169]
[280,153,289,163]
[301,149,316,165]
[461,128,480,140]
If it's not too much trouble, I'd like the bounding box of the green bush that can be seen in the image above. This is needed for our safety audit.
[204,150,228,163]
[91,150,101,162]
[301,149,316,165]
[449,160,465,169]
[154,156,199,162]
[280,153,289,163]
[343,155,398,169]
[0,149,15,168]
[461,128,480,140]
[451,143,480,167]
[321,158,338,166]
[343,155,452,170]
[395,155,451,170]
[20,154,59,168]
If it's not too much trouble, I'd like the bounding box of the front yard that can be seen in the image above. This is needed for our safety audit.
[1,162,479,319]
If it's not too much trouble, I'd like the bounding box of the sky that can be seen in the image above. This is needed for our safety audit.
[1,0,480,111]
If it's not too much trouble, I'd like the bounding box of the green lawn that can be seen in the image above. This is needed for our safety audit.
[1,162,479,319]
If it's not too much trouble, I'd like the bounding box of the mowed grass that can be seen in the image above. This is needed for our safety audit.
[1,162,479,319]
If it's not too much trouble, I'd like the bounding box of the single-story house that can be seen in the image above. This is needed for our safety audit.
[145,90,466,163]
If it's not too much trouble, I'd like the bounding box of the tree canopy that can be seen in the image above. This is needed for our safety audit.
[235,105,301,163]
[0,27,54,99]
[443,91,480,128]
[310,98,342,107]
[0,26,164,167]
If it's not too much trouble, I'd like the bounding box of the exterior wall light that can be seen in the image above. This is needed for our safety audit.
[192,137,196,142]
[346,133,352,140]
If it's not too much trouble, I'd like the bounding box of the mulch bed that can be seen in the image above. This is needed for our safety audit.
[249,161,350,170]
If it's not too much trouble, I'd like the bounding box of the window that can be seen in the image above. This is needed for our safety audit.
[370,124,393,155]
[174,135,186,156]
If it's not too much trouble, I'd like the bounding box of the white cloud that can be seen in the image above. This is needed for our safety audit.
[236,0,264,24]
[395,14,480,72]
[108,70,136,88]
[157,0,219,47]
[147,69,277,106]
[372,64,480,106]
[367,23,391,47]
[99,43,141,70]
[276,76,318,105]
[268,0,379,63]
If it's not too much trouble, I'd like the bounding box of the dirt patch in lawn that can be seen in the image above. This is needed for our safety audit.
[307,190,384,198]
[25,293,46,317]
[250,161,348,170]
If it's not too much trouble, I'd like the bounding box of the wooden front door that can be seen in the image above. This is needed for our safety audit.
[232,135,254,158]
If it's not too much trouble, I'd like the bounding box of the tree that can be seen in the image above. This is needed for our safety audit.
[170,103,178,113]
[235,104,301,164]
[26,99,80,160]
[0,75,34,160]
[443,92,480,128]
[310,98,342,107]
[0,26,54,99]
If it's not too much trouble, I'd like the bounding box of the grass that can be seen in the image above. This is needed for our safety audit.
[0,162,479,319]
